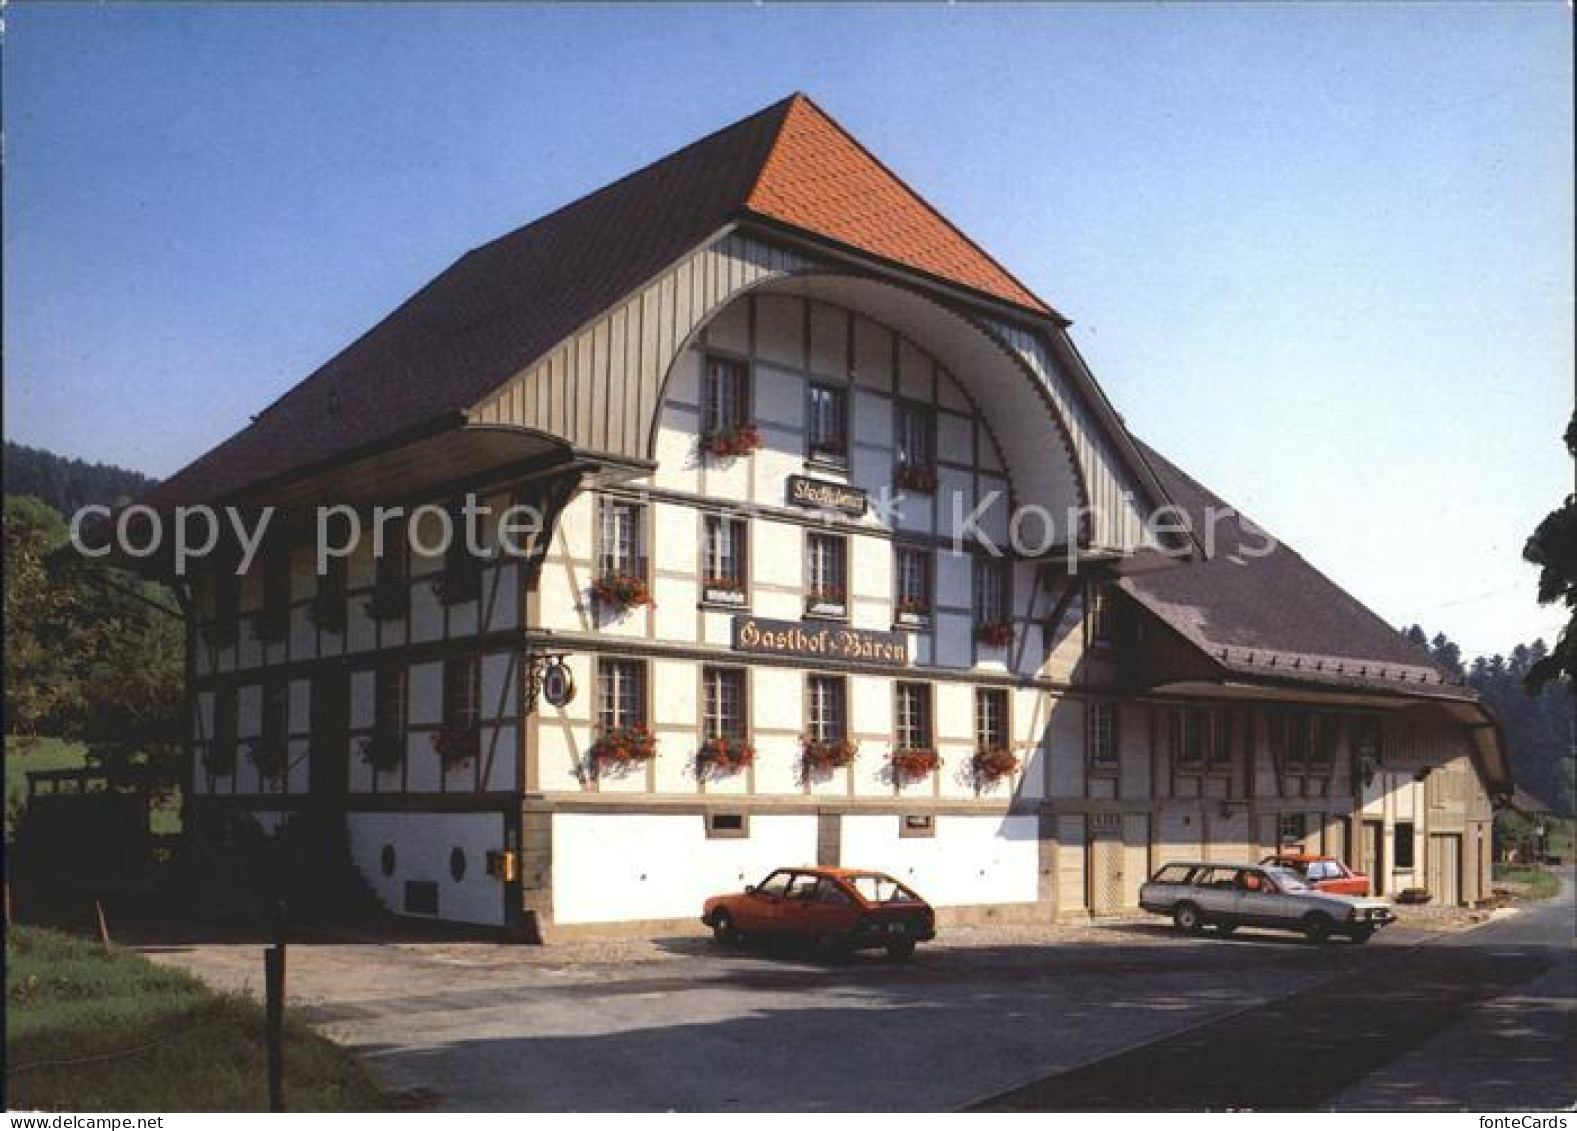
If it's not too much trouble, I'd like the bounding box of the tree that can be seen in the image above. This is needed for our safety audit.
[2,495,85,733]
[1523,413,1577,693]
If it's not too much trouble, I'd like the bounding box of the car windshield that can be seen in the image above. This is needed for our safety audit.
[847,874,920,903]
[1266,867,1311,892]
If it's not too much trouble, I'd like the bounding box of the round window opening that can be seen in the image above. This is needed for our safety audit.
[380,844,397,876]
[450,847,467,882]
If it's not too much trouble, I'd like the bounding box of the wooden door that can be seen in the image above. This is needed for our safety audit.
[1428,834,1461,906]
[1090,830,1124,917]
[1362,820,1384,895]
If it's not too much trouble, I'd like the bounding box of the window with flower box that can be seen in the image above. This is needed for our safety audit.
[253,681,289,784]
[806,382,848,465]
[363,664,407,772]
[976,688,1008,753]
[596,498,652,611]
[974,558,1010,646]
[701,666,752,773]
[894,546,932,624]
[895,682,932,750]
[435,503,483,606]
[254,547,291,642]
[700,356,760,457]
[1088,700,1119,769]
[310,555,347,633]
[202,569,241,647]
[1285,712,1336,772]
[597,659,646,733]
[1173,706,1220,771]
[895,402,937,492]
[702,514,748,605]
[435,655,480,766]
[805,532,847,618]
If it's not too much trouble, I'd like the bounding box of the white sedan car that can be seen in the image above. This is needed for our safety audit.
[1139,861,1396,943]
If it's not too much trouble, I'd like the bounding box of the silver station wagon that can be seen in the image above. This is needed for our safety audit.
[1139,861,1396,943]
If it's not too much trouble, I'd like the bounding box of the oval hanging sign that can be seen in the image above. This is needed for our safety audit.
[541,661,576,709]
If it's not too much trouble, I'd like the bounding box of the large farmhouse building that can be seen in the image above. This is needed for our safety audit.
[140,95,1510,935]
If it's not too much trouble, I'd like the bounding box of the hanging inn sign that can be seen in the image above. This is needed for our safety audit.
[731,616,909,666]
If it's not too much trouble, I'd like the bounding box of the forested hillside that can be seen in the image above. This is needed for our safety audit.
[2,441,158,515]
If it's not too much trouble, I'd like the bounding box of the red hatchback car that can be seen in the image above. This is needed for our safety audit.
[702,866,937,959]
[1259,853,1372,896]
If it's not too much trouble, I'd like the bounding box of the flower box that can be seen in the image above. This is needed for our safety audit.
[246,738,288,782]
[890,747,942,780]
[802,735,858,772]
[701,422,763,459]
[431,724,480,767]
[702,577,747,605]
[895,598,932,624]
[971,746,1020,784]
[805,588,847,617]
[358,734,405,772]
[698,735,755,774]
[895,464,939,493]
[593,573,656,613]
[807,440,847,465]
[308,591,346,633]
[430,567,482,606]
[364,586,407,621]
[590,724,658,767]
[976,620,1014,649]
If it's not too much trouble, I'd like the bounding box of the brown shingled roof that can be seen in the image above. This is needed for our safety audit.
[149,94,1056,506]
[1122,440,1476,701]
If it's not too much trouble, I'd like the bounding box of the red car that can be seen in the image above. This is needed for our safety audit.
[1259,853,1371,896]
[702,866,936,959]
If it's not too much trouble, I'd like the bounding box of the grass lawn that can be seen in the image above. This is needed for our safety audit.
[1492,864,1562,901]
[5,736,180,841]
[5,926,389,1111]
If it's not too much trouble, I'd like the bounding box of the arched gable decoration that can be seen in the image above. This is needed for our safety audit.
[648,270,1089,525]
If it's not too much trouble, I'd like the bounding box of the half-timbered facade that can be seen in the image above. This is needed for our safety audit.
[139,95,1511,935]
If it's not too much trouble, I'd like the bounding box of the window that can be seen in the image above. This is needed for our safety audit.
[1151,864,1197,885]
[975,688,1009,753]
[756,870,793,897]
[814,878,853,903]
[807,382,848,463]
[896,402,935,472]
[894,546,932,622]
[371,536,409,619]
[212,686,238,773]
[597,658,646,732]
[1088,701,1118,767]
[702,667,746,742]
[702,356,749,435]
[258,548,291,638]
[599,498,647,580]
[706,811,749,839]
[974,559,1008,627]
[807,676,846,743]
[442,655,479,732]
[1394,821,1416,869]
[261,680,287,755]
[315,555,347,620]
[805,532,847,616]
[896,682,932,751]
[373,665,407,750]
[1087,582,1115,644]
[702,515,748,603]
[1279,812,1307,845]
[439,503,483,604]
[1175,707,1206,769]
[1287,713,1336,770]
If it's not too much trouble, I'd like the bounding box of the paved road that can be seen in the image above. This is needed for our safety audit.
[144,880,1574,1112]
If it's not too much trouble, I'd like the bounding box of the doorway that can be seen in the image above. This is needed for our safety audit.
[1362,820,1385,895]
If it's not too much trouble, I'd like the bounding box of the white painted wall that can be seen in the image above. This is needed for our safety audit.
[348,811,506,926]
[552,813,818,924]
[839,814,1039,907]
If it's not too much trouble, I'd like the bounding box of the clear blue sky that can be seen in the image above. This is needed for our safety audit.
[4,3,1571,657]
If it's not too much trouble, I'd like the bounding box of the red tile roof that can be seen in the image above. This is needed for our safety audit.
[746,96,1053,315]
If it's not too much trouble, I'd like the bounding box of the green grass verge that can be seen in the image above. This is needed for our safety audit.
[5,926,388,1111]
[1491,864,1561,901]
[5,736,180,840]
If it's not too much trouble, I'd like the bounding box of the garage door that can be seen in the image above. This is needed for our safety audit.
[1428,833,1461,906]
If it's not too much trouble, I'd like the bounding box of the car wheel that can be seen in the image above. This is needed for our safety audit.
[1302,913,1334,943]
[711,910,740,945]
[1349,926,1375,944]
[1173,903,1204,934]
[885,939,917,961]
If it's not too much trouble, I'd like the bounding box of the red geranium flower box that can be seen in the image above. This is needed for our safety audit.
[593,573,656,612]
[972,746,1020,784]
[977,620,1013,649]
[698,735,755,773]
[802,735,858,771]
[590,724,658,766]
[702,422,764,459]
[890,748,942,780]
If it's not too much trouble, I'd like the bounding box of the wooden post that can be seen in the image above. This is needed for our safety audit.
[264,901,287,1112]
[94,900,111,950]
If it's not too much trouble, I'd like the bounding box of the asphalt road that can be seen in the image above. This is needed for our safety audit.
[143,876,1575,1112]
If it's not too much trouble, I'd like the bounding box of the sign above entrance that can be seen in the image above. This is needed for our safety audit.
[785,475,867,517]
[731,616,908,666]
